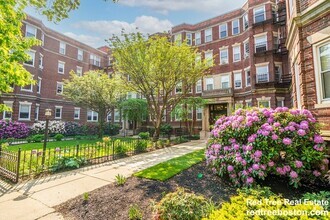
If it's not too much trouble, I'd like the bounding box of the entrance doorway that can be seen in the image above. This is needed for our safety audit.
[209,104,228,128]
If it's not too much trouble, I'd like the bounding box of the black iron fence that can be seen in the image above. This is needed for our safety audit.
[0,138,151,183]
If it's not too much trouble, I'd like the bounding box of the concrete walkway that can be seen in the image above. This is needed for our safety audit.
[0,140,205,220]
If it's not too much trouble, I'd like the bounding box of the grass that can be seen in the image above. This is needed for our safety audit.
[8,139,102,151]
[134,149,205,181]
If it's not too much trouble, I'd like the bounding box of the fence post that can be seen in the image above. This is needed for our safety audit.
[76,144,79,157]
[16,148,21,183]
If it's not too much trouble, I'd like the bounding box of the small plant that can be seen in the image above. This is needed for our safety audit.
[51,156,87,172]
[54,133,64,141]
[114,140,128,157]
[128,204,143,220]
[102,136,111,143]
[136,140,148,153]
[83,192,89,202]
[173,137,189,144]
[26,136,32,143]
[160,124,173,139]
[302,191,330,211]
[115,174,127,186]
[32,134,44,143]
[138,132,150,140]
[154,188,215,220]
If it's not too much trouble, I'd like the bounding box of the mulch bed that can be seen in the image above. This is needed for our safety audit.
[56,161,329,220]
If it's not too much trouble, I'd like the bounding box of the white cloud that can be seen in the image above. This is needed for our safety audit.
[119,0,246,15]
[64,32,102,47]
[72,15,173,39]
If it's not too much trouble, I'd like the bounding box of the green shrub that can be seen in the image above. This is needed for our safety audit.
[51,156,87,172]
[128,204,143,220]
[204,187,330,220]
[115,174,127,186]
[138,132,150,140]
[26,136,32,143]
[5,137,14,145]
[136,140,148,153]
[114,140,128,157]
[32,134,44,143]
[54,133,64,141]
[154,188,215,220]
[160,124,173,137]
[173,137,189,144]
[302,191,330,211]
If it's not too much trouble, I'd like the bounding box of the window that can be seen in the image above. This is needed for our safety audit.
[195,32,201,45]
[255,35,267,53]
[3,101,13,119]
[41,33,44,46]
[59,42,66,54]
[254,6,266,23]
[107,113,112,122]
[243,13,249,30]
[58,61,65,74]
[39,54,43,69]
[288,0,294,15]
[90,54,101,67]
[25,24,36,37]
[244,41,250,58]
[35,104,39,121]
[233,45,241,62]
[318,43,330,100]
[232,19,240,35]
[277,98,284,107]
[87,110,98,122]
[195,53,201,64]
[220,48,228,65]
[256,65,269,83]
[196,108,202,120]
[56,82,63,95]
[175,82,182,94]
[234,72,242,89]
[294,62,302,108]
[258,100,270,108]
[37,77,41,93]
[275,64,282,82]
[246,100,252,107]
[55,106,62,119]
[186,33,192,45]
[24,50,35,66]
[76,66,83,76]
[19,103,31,120]
[174,34,182,45]
[204,50,213,66]
[205,28,212,43]
[206,78,214,90]
[21,83,33,92]
[78,49,83,61]
[245,68,251,86]
[221,75,230,89]
[74,108,80,120]
[187,107,193,120]
[219,24,227,38]
[196,80,202,93]
[114,110,120,122]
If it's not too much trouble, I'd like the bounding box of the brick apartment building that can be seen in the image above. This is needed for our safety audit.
[170,0,290,138]
[286,0,330,141]
[0,15,112,126]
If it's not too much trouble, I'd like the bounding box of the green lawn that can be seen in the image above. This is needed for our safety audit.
[9,139,102,151]
[134,149,205,181]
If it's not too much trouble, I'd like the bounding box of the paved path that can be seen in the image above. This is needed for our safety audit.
[0,140,205,220]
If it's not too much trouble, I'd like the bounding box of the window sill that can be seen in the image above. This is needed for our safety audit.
[315,102,330,109]
[19,118,31,121]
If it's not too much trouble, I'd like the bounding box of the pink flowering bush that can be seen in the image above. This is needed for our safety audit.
[0,120,30,139]
[206,107,328,188]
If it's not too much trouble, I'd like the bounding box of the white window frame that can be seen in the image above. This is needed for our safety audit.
[37,77,42,94]
[220,48,228,65]
[55,106,63,119]
[195,32,201,45]
[21,84,33,92]
[175,82,182,94]
[258,100,271,108]
[245,68,251,87]
[196,108,203,121]
[196,79,202,93]
[276,97,285,107]
[205,28,212,43]
[24,50,36,67]
[256,64,269,83]
[243,13,249,30]
[58,61,65,74]
[35,104,40,121]
[220,74,230,89]
[56,82,64,95]
[186,33,192,45]
[3,101,13,120]
[59,42,66,55]
[275,62,282,82]
[78,49,83,61]
[205,78,214,91]
[18,102,32,121]
[38,53,43,69]
[255,34,267,53]
[114,110,120,122]
[25,24,37,38]
[41,32,45,46]
[204,50,213,66]
[233,45,241,62]
[244,40,250,58]
[74,107,80,120]
[219,23,228,39]
[76,66,83,76]
[254,5,266,23]
[90,54,101,67]
[234,72,242,89]
[87,110,99,122]
[232,19,240,35]
[246,99,252,108]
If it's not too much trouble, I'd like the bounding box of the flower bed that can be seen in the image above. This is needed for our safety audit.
[0,120,30,139]
[206,107,328,188]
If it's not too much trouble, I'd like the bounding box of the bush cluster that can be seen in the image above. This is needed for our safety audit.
[0,120,30,139]
[206,107,328,188]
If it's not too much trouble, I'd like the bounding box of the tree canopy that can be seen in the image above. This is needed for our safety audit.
[110,33,210,140]
[64,71,123,137]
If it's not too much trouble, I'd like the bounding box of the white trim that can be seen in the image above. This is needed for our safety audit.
[54,106,63,119]
[58,61,65,74]
[56,82,64,95]
[255,62,270,67]
[253,5,266,24]
[232,19,240,35]
[219,23,228,39]
[37,77,42,94]
[74,107,81,120]
[18,102,32,121]
[24,50,36,67]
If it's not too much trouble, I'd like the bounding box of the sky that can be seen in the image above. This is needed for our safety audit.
[26,0,246,48]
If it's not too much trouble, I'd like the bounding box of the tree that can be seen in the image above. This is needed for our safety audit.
[110,33,210,141]
[120,98,148,134]
[0,0,117,111]
[63,71,122,138]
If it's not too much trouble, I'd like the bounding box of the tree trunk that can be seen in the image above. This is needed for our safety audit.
[152,117,162,142]
[98,110,105,139]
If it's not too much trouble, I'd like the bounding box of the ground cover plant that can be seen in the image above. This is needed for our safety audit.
[206,107,329,188]
[134,149,205,181]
